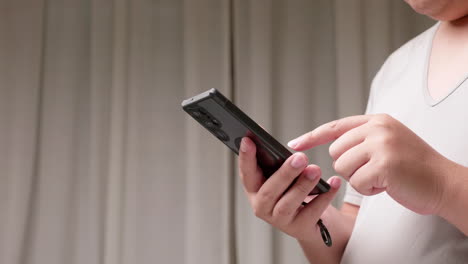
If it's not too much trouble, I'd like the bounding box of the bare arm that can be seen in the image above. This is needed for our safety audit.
[437,162,468,236]
[298,203,359,264]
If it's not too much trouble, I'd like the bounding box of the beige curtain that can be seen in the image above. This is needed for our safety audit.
[0,1,431,264]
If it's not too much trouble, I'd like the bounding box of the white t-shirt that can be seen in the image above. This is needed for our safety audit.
[341,23,468,264]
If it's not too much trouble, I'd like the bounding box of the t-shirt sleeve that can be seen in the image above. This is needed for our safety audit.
[343,64,385,206]
[343,183,364,206]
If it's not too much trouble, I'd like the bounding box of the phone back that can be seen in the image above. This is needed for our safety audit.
[182,89,289,176]
[182,88,330,194]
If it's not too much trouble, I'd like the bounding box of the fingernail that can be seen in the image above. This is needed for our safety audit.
[287,138,300,148]
[306,169,319,181]
[291,154,306,168]
[331,177,341,189]
[240,138,249,152]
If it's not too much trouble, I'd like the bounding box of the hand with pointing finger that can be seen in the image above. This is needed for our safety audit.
[288,114,456,216]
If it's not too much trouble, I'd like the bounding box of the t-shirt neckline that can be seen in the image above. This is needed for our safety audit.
[422,22,468,107]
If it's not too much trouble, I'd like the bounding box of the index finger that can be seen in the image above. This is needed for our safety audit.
[288,115,371,151]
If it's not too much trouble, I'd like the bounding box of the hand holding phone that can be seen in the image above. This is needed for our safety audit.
[181,88,330,195]
[182,88,339,247]
[238,135,340,246]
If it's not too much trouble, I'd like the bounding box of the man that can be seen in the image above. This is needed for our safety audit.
[238,0,468,263]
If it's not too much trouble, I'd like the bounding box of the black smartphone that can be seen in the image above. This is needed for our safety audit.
[181,88,330,195]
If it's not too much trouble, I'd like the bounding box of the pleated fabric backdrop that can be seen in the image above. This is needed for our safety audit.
[0,1,431,264]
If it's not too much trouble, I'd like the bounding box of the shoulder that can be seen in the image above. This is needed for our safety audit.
[382,23,438,75]
[369,23,439,100]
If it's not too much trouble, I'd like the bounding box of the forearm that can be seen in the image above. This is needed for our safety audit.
[298,205,355,264]
[438,161,468,236]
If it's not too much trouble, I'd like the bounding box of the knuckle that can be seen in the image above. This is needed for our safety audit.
[372,114,390,125]
[256,189,275,204]
[334,162,346,178]
[351,181,372,195]
[371,114,395,132]
[279,168,300,182]
[375,133,396,149]
[376,154,393,170]
[305,131,316,142]
[329,119,339,130]
[295,180,312,195]
[328,119,342,138]
[252,199,267,218]
[289,152,309,168]
[238,169,246,180]
[238,164,249,179]
[349,177,365,193]
[253,207,263,218]
[374,171,387,189]
[376,113,392,122]
[273,204,293,218]
[329,143,339,160]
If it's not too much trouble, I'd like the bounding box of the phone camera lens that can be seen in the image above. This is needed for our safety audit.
[211,118,221,127]
[192,110,202,118]
[204,117,221,128]
[204,120,214,127]
[199,108,208,115]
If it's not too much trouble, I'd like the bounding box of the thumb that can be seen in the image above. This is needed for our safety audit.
[293,176,342,225]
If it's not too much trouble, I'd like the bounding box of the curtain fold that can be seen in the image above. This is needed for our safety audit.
[0,1,432,264]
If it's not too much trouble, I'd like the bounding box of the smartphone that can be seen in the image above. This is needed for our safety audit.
[181,88,330,195]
